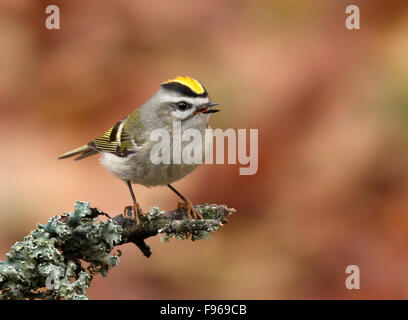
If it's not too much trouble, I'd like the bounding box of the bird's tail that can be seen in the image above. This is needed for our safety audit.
[57,144,98,161]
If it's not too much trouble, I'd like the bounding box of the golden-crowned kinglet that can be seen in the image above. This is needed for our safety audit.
[58,76,220,224]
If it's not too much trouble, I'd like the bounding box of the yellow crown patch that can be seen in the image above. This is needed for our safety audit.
[162,76,205,95]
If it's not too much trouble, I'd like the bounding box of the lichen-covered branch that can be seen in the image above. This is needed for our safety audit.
[0,201,235,300]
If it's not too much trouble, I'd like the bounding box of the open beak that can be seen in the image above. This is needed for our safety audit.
[194,102,220,115]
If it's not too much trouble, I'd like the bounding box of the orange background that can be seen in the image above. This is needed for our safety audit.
[1,0,408,299]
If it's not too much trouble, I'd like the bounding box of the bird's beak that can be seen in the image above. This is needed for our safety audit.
[194,102,220,114]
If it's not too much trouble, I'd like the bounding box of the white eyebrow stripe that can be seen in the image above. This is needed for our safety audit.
[160,96,210,106]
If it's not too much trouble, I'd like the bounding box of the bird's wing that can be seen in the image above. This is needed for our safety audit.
[88,119,135,157]
[58,111,143,161]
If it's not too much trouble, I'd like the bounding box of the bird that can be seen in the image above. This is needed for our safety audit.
[58,76,220,224]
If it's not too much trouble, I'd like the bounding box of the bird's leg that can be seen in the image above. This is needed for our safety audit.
[168,184,203,220]
[126,181,145,224]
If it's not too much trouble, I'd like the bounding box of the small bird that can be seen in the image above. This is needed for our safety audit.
[58,76,220,224]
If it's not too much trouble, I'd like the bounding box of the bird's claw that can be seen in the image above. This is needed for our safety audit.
[123,203,145,225]
[177,200,203,220]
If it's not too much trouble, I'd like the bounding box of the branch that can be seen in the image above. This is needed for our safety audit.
[0,201,235,300]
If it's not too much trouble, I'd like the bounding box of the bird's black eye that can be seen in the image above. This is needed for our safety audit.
[176,102,190,111]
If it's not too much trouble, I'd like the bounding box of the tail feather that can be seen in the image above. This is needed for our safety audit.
[57,145,98,161]
[73,149,98,161]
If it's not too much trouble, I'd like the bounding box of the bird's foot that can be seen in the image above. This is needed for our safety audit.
[123,203,145,225]
[177,200,203,220]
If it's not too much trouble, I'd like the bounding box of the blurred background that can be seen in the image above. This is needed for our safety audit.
[0,0,408,299]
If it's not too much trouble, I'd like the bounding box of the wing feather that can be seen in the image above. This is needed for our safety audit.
[58,118,137,161]
[88,119,134,157]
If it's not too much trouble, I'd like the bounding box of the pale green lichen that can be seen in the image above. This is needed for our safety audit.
[0,201,121,300]
[0,201,233,300]
[145,206,164,221]
[158,204,226,242]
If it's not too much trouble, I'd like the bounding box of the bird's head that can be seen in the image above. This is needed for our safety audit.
[142,76,219,129]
